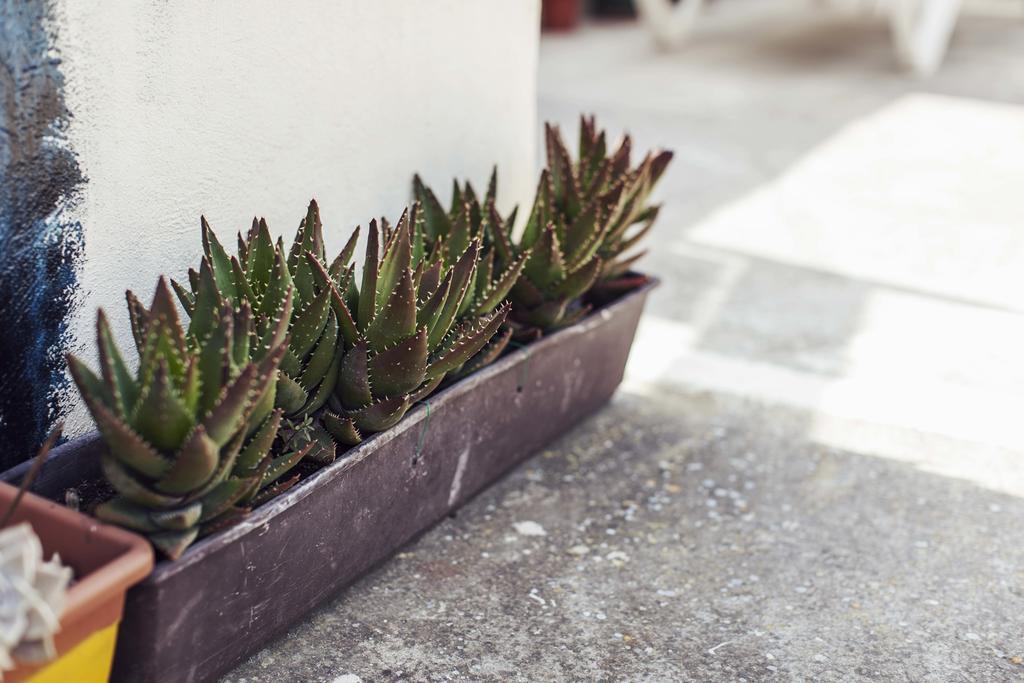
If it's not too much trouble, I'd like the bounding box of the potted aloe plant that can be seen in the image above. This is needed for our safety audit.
[0,431,152,682]
[2,115,671,683]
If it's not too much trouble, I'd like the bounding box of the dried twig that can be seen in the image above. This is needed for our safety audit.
[0,423,63,528]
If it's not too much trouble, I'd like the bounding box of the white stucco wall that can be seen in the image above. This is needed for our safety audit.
[56,0,540,436]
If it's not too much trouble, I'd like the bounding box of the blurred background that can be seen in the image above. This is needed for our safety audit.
[539,0,1024,481]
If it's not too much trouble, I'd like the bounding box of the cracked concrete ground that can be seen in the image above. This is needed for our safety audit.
[225,6,1024,682]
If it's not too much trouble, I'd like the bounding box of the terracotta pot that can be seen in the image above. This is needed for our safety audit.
[0,482,152,683]
[542,0,583,30]
[4,277,656,683]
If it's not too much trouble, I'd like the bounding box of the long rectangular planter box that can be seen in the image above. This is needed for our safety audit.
[3,278,656,683]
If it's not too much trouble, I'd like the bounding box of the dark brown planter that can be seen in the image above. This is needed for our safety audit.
[542,0,583,30]
[0,482,152,682]
[4,278,656,683]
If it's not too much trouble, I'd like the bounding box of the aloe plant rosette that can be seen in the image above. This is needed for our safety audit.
[481,166,604,335]
[172,200,353,463]
[314,204,510,445]
[412,170,530,379]
[546,116,673,294]
[480,117,672,337]
[67,278,308,559]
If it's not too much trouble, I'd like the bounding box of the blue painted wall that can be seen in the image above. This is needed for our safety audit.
[0,1,84,466]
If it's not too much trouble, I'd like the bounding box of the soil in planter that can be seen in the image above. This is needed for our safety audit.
[290,458,329,481]
[63,476,116,515]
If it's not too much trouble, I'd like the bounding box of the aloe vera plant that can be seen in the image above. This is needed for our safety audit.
[548,116,672,292]
[412,169,530,378]
[479,165,604,334]
[67,278,308,559]
[477,117,672,335]
[172,201,353,463]
[314,204,510,445]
